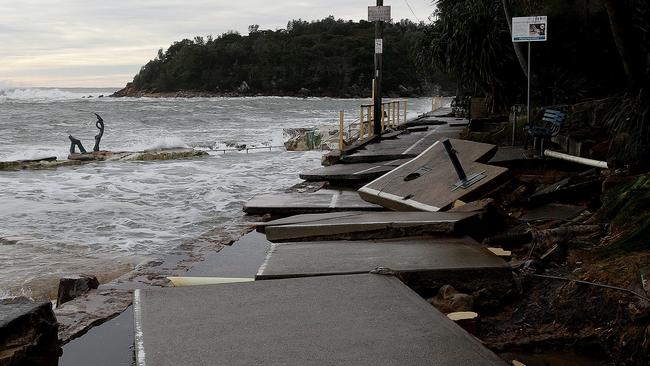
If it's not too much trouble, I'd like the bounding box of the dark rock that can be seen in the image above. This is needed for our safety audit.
[56,274,99,308]
[428,285,474,314]
[110,82,139,97]
[54,289,132,344]
[321,151,340,166]
[0,297,61,366]
[237,81,250,93]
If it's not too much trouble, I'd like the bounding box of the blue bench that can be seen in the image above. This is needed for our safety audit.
[525,108,567,153]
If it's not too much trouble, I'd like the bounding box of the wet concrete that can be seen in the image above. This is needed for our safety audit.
[521,203,586,222]
[56,231,270,365]
[299,159,409,183]
[258,211,478,242]
[243,190,383,215]
[256,236,510,281]
[185,231,271,277]
[358,139,508,212]
[59,306,135,366]
[134,274,507,366]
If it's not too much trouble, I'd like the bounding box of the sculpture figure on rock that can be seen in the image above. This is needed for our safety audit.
[69,113,105,154]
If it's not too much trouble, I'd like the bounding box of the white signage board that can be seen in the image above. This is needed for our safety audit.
[375,39,383,54]
[368,6,391,22]
[512,16,547,42]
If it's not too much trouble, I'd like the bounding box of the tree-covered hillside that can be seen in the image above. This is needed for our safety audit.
[123,17,443,97]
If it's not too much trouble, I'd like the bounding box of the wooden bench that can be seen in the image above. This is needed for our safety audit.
[525,108,567,153]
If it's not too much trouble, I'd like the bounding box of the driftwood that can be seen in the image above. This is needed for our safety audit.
[68,114,104,154]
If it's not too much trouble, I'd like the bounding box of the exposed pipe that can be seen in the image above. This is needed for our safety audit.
[543,149,609,169]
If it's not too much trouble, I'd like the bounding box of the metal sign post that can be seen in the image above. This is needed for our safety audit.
[512,16,547,139]
[369,3,390,137]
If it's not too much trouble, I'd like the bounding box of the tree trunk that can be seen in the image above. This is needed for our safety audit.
[502,0,528,78]
[601,0,641,89]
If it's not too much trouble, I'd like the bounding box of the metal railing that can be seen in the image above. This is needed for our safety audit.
[337,100,408,151]
[336,96,444,151]
[432,96,444,112]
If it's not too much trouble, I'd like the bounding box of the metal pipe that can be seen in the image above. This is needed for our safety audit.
[543,149,608,169]
[373,0,384,137]
[442,139,467,180]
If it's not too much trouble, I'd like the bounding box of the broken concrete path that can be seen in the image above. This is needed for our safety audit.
[258,211,479,242]
[340,128,460,164]
[256,237,510,288]
[134,274,507,366]
[359,139,508,211]
[243,190,383,216]
[299,159,410,183]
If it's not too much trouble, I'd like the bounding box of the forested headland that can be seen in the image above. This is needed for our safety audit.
[114,17,448,98]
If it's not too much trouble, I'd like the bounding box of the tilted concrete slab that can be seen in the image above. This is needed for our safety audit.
[256,237,511,294]
[340,129,448,164]
[358,139,509,212]
[340,125,469,165]
[299,159,410,183]
[257,211,479,242]
[243,190,383,215]
[407,116,469,127]
[133,274,507,366]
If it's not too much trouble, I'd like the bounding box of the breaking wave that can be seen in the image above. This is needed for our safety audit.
[0,88,114,102]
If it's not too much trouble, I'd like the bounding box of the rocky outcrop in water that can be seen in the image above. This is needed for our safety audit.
[68,148,208,162]
[0,157,81,171]
[56,275,100,308]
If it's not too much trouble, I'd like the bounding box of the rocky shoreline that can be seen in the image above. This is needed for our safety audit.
[110,82,429,99]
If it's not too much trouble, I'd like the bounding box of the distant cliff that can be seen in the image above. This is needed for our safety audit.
[113,17,445,98]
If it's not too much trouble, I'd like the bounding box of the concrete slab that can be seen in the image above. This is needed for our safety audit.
[521,203,586,222]
[134,274,507,366]
[488,147,530,164]
[243,190,383,215]
[408,116,469,127]
[258,211,479,242]
[256,237,510,285]
[299,159,409,183]
[358,139,509,212]
[184,231,271,277]
[340,129,450,164]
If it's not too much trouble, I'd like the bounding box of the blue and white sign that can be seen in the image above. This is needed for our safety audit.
[512,16,547,42]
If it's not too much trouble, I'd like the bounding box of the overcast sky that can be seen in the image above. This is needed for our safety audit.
[0,0,434,88]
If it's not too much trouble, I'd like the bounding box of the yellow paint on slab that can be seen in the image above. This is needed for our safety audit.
[447,311,478,321]
[452,200,466,209]
[487,247,512,257]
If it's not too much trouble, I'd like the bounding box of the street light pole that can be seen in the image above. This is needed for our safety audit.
[373,0,384,137]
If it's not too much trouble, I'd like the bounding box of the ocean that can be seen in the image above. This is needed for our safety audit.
[0,87,433,299]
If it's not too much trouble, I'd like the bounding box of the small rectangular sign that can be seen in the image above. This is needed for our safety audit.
[368,6,391,22]
[512,16,547,42]
[375,39,383,54]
